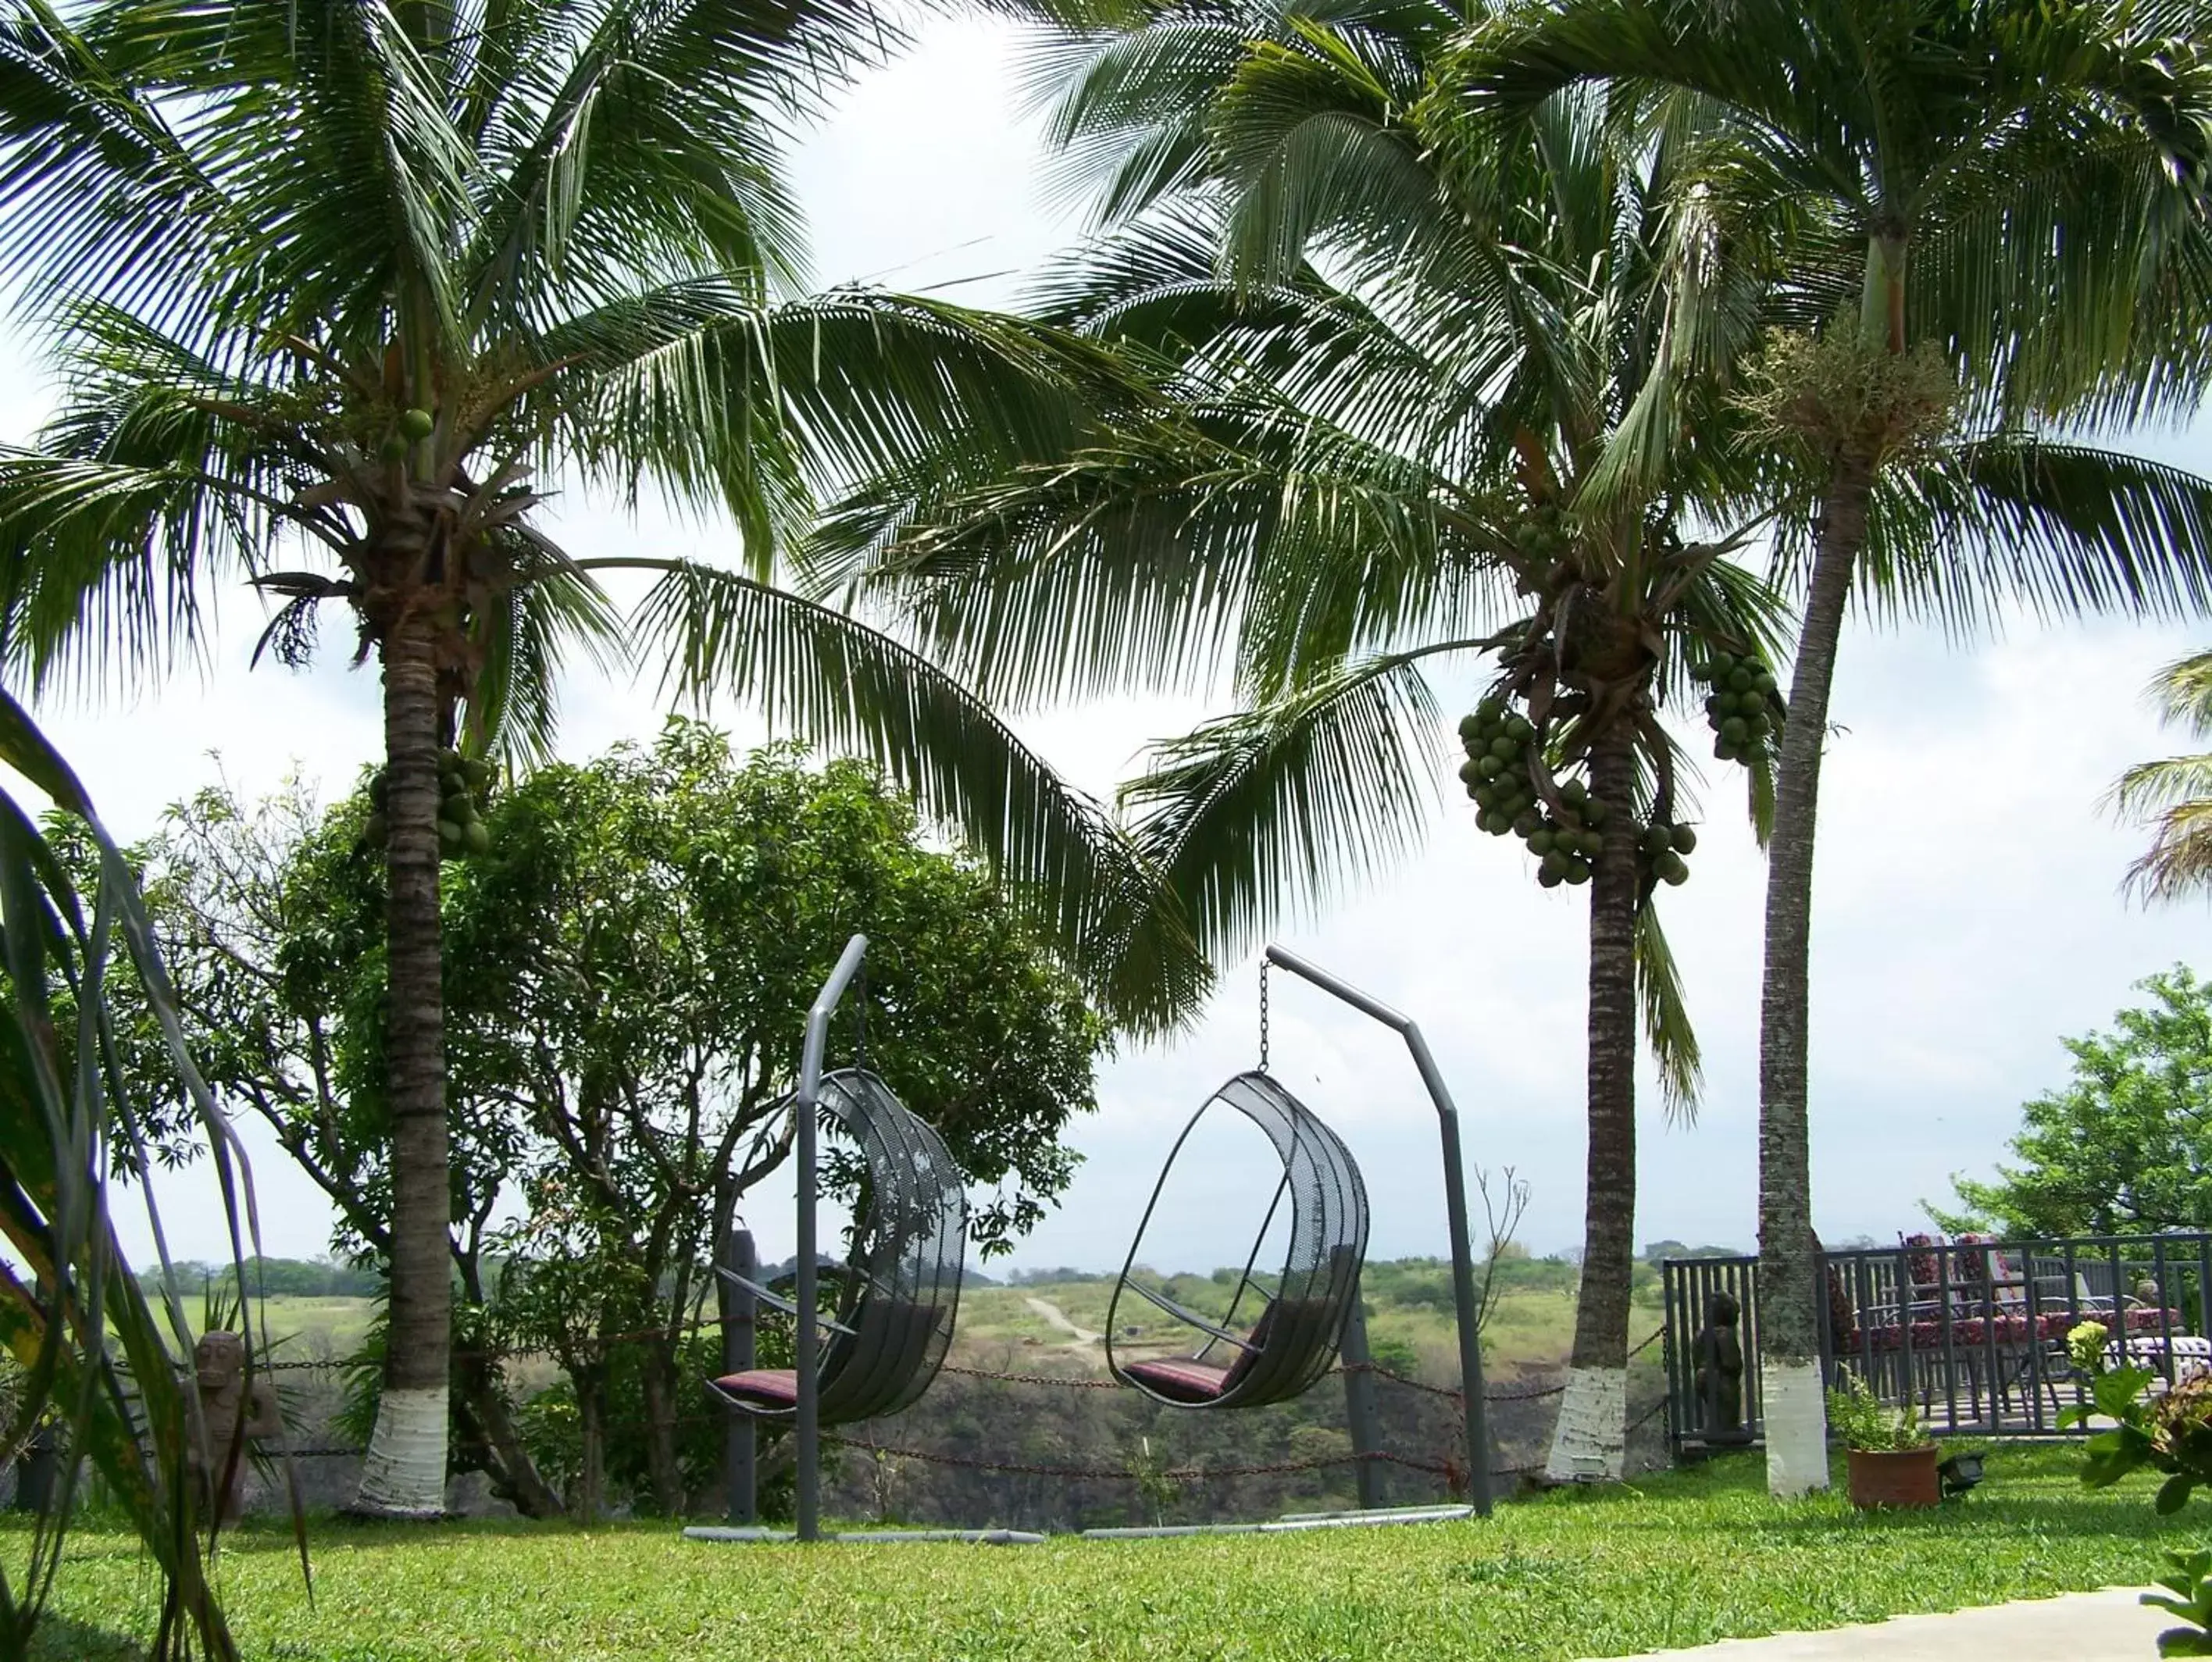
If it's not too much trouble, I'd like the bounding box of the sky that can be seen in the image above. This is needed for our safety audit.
[23,18,2212,1279]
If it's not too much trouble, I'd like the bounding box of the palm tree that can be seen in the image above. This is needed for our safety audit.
[1447,0,2212,1493]
[0,0,1201,1517]
[2114,650,2212,900]
[826,4,1796,1479]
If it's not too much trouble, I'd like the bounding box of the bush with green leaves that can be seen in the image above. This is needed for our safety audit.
[1825,1371,1928,1452]
[2064,1320,2212,1656]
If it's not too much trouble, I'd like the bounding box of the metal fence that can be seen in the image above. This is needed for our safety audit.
[1662,1232,2212,1456]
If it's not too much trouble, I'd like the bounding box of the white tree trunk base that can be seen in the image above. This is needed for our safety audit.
[1762,1359,1830,1498]
[351,1385,450,1519]
[1543,1365,1627,1483]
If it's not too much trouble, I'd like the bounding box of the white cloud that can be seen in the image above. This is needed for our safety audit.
[12,18,2212,1282]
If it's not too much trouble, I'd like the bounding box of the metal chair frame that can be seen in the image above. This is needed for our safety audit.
[1105,1070,1369,1411]
[708,1066,967,1427]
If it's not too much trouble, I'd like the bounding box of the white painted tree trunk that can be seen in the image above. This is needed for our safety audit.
[1543,1365,1626,1483]
[1762,1358,1829,1497]
[353,1385,451,1518]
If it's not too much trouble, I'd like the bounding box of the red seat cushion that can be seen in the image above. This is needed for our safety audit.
[1121,1358,1234,1403]
[712,1368,801,1407]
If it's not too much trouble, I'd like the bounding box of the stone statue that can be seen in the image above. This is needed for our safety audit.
[192,1331,283,1522]
[1692,1292,1748,1443]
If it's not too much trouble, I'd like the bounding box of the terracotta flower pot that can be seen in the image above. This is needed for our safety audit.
[1846,1444,1941,1509]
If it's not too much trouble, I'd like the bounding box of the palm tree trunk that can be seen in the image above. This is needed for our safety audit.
[1545,725,1639,1482]
[351,612,453,1519]
[1757,448,1876,1498]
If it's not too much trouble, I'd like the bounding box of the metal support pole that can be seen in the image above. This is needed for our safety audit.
[797,933,869,1543]
[1339,1271,1387,1510]
[718,1227,758,1525]
[1263,944,1494,1518]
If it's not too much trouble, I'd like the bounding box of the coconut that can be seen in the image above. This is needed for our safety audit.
[400,407,435,441]
[1564,861,1592,886]
[1720,716,1749,744]
[362,811,389,847]
[437,818,462,849]
[1671,823,1698,855]
[464,821,492,854]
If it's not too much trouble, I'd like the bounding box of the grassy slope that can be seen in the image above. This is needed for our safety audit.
[43,1448,2198,1661]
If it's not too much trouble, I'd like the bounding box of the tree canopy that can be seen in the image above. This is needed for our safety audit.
[1936,967,2212,1239]
[87,723,1109,1514]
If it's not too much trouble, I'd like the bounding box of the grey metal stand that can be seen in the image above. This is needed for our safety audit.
[796,933,869,1543]
[717,1227,757,1525]
[1262,944,1494,1518]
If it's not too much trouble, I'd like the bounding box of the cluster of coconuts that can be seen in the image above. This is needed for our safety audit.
[361,749,494,858]
[378,406,435,463]
[1459,696,1698,890]
[1693,651,1783,766]
[1457,699,1606,888]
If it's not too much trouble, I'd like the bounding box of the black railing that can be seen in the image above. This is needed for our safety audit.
[1661,1232,2212,1455]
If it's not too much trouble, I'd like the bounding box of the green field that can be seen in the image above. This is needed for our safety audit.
[38,1447,2196,1661]
[211,1258,1649,1386]
[944,1260,1655,1386]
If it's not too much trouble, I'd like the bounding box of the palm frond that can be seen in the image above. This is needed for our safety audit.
[1633,898,1700,1118]
[1118,645,1468,963]
[602,557,1209,1033]
[1857,437,2212,637]
[2142,650,2212,742]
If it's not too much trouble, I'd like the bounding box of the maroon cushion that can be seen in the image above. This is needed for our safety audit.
[1121,1358,1234,1403]
[712,1368,800,1407]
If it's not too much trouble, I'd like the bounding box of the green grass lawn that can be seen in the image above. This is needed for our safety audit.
[38,1446,2209,1661]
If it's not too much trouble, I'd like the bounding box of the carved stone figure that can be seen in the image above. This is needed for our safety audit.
[1692,1292,1747,1442]
[192,1331,282,1521]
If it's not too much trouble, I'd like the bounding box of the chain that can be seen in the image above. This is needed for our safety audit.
[1258,957,1270,1073]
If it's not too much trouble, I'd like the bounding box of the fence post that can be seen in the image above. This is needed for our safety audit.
[720,1228,757,1525]
[1338,1272,1386,1510]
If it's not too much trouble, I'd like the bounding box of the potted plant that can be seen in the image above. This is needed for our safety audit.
[1828,1371,1940,1508]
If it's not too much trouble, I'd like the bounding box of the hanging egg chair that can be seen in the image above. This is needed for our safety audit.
[1106,1072,1368,1410]
[708,1068,966,1425]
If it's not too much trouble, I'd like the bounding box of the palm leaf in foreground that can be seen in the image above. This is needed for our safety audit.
[0,689,291,1660]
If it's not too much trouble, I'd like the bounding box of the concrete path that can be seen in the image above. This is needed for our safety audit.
[1622,1588,2171,1659]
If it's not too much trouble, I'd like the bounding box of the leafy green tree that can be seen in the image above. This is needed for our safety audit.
[1448,0,2212,1493]
[1936,968,2212,1239]
[109,726,1108,1517]
[831,0,1799,1478]
[0,0,1197,1514]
